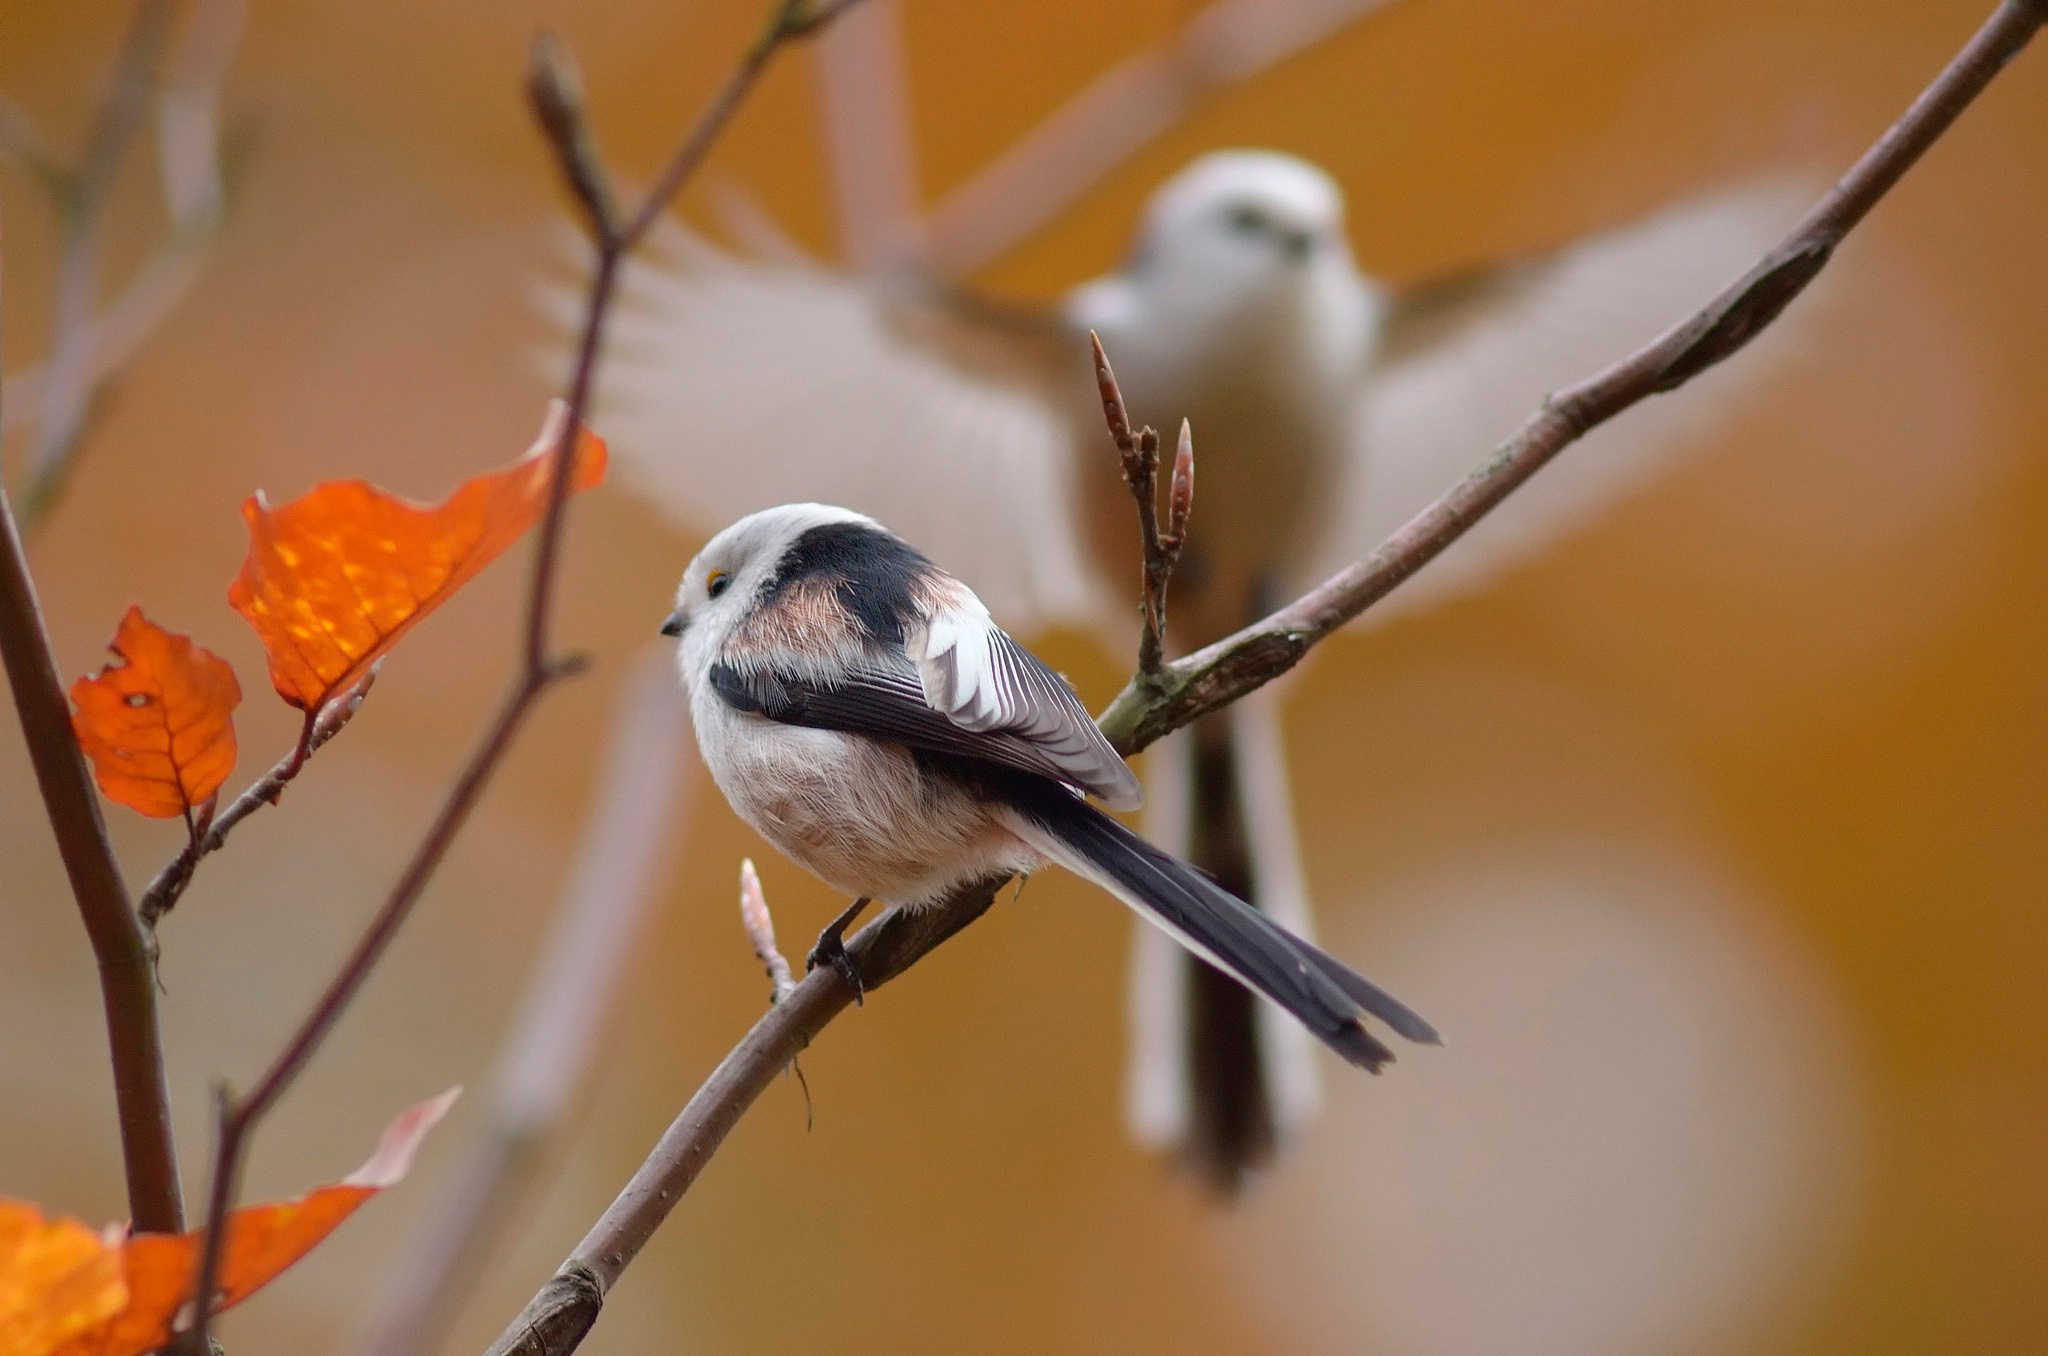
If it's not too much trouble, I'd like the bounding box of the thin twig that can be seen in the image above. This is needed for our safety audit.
[812,0,923,266]
[347,648,688,1356]
[25,0,177,508]
[1099,0,2048,757]
[738,859,797,1004]
[1090,334,1191,679]
[173,5,864,1351]
[138,667,376,932]
[483,5,2046,1350]
[0,366,184,1232]
[7,0,247,525]
[920,0,1407,276]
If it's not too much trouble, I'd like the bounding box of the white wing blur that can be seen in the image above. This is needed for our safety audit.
[556,222,1107,633]
[1314,178,1825,624]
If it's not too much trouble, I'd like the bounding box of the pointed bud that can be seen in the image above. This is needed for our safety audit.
[528,31,621,240]
[1089,331,1135,454]
[1169,419,1195,540]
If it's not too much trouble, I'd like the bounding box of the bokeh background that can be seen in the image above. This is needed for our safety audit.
[3,1,2045,1353]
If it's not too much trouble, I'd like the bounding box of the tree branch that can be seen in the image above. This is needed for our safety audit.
[28,0,177,497]
[1095,0,2048,756]
[1090,334,1192,681]
[173,4,864,1350]
[483,3,2047,1350]
[0,358,183,1232]
[137,667,376,932]
[5,0,248,526]
[920,0,1407,277]
[349,649,688,1356]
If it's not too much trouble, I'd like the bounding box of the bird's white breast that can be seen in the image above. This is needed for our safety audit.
[688,682,1038,908]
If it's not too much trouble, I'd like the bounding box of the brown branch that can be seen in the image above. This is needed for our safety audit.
[21,0,175,516]
[138,666,376,932]
[174,4,863,1351]
[1090,334,1192,680]
[813,0,923,266]
[483,3,2046,1350]
[0,368,183,1231]
[920,0,1406,277]
[1096,1,2048,758]
[6,0,247,526]
[349,649,688,1356]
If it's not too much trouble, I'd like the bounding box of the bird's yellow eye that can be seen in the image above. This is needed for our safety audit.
[706,570,731,599]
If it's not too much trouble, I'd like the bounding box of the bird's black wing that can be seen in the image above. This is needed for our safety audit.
[709,656,1103,794]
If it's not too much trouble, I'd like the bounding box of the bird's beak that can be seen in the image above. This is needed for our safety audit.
[659,609,686,638]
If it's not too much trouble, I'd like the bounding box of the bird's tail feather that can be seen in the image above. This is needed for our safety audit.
[1130,695,1324,1187]
[1003,765,1434,1089]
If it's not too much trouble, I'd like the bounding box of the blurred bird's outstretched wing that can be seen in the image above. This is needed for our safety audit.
[550,222,1107,632]
[1318,178,1824,622]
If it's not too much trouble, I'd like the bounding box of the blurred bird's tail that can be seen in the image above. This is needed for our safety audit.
[1001,689,1436,1195]
[1127,690,1333,1194]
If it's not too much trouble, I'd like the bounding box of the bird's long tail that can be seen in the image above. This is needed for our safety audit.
[1127,693,1325,1190]
[1002,728,1436,1179]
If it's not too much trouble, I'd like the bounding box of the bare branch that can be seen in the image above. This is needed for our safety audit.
[1099,0,2048,756]
[137,665,378,932]
[0,409,183,1231]
[350,650,688,1356]
[0,8,193,1227]
[175,3,865,1349]
[527,33,623,246]
[25,0,178,509]
[921,0,1406,276]
[1090,334,1191,680]
[484,5,2046,1350]
[813,0,923,265]
[7,0,247,526]
[738,859,798,1005]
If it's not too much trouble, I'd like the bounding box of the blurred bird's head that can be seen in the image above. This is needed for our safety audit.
[1134,151,1349,290]
[1070,150,1365,375]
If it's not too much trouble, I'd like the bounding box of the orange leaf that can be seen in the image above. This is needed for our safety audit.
[227,401,607,712]
[69,607,241,819]
[45,1088,459,1356]
[0,1202,126,1356]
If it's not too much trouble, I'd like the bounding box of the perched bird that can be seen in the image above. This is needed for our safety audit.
[578,150,1818,1190]
[660,502,1439,1077]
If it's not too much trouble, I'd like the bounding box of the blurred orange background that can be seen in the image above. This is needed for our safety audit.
[3,1,2045,1354]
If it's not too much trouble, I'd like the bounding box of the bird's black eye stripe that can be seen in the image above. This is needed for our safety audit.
[1226,203,1268,235]
[707,571,732,599]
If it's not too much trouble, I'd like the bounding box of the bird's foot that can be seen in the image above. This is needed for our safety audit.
[807,896,872,1005]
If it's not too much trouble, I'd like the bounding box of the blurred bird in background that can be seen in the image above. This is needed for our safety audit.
[555,144,1818,1192]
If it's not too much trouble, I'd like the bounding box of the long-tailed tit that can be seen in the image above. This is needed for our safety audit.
[576,149,1824,1188]
[661,502,1438,1072]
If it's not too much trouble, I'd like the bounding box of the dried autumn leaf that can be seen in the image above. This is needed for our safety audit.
[69,606,241,819]
[0,1202,126,1356]
[44,1088,459,1356]
[228,400,607,712]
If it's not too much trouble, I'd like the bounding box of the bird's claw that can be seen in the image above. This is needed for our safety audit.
[807,896,871,1006]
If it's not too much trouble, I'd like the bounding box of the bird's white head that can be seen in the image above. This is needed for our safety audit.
[1137,151,1348,295]
[1069,150,1366,381]
[661,502,882,685]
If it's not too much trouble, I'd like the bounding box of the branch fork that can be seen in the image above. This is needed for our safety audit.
[1090,332,1193,680]
[138,664,379,932]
